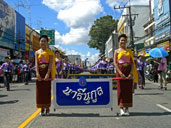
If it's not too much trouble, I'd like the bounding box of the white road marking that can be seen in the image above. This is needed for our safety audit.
[156,104,171,112]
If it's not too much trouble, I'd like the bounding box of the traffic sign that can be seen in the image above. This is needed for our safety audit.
[40,29,55,45]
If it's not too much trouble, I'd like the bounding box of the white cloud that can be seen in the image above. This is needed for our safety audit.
[52,44,64,50]
[62,28,89,44]
[57,0,103,28]
[42,0,103,45]
[87,51,91,57]
[106,0,126,8]
[88,53,99,65]
[55,28,89,45]
[66,49,80,55]
[35,29,40,33]
[55,31,63,43]
[42,0,74,12]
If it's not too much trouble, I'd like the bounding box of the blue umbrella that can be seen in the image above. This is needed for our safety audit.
[149,48,168,58]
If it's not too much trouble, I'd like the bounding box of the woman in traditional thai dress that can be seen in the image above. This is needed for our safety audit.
[35,35,56,116]
[137,56,146,89]
[55,51,63,78]
[114,34,138,116]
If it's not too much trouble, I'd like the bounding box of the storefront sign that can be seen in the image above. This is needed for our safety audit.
[0,47,10,57]
[138,50,145,56]
[52,79,113,109]
[155,13,168,25]
[158,0,164,16]
[155,30,170,42]
[157,41,170,52]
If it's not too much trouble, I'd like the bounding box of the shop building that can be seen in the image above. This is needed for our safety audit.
[0,0,16,62]
[0,0,25,62]
[154,0,171,67]
[25,24,40,62]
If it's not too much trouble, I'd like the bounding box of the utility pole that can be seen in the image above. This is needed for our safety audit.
[114,5,138,50]
[15,0,32,26]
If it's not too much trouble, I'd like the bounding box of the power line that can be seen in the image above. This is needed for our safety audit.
[114,4,138,50]
[15,0,32,26]
[134,20,170,44]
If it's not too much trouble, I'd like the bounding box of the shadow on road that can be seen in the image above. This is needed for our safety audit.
[0,100,19,105]
[130,112,171,116]
[0,95,8,98]
[10,89,30,91]
[135,93,163,95]
[48,113,116,117]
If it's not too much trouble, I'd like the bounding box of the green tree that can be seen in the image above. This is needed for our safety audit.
[88,15,118,56]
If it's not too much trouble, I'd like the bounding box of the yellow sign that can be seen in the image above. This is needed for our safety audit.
[138,50,145,56]
[145,53,150,57]
[157,41,170,52]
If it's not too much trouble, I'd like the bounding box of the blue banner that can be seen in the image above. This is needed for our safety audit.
[53,79,113,108]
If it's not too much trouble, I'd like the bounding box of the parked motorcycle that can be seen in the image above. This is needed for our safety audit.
[166,70,171,83]
[145,69,154,81]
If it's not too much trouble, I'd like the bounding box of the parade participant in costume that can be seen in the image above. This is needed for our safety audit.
[137,56,146,89]
[107,58,115,74]
[0,57,13,91]
[114,34,138,116]
[18,61,23,82]
[98,56,108,74]
[35,35,56,116]
[62,59,68,78]
[55,51,63,78]
[21,60,30,85]
[12,63,18,83]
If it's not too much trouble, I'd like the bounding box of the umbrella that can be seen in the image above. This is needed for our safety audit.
[149,48,169,58]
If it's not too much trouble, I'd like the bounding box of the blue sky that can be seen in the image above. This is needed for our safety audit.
[4,0,149,64]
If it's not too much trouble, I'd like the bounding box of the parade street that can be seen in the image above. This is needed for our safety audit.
[0,80,171,128]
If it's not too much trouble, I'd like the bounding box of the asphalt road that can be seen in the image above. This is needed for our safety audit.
[0,80,171,128]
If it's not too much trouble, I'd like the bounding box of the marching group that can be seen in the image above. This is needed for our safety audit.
[0,34,169,117]
[0,58,35,90]
[0,51,84,91]
[88,56,116,74]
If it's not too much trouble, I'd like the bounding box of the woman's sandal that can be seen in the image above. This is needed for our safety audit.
[45,108,50,116]
[40,108,45,116]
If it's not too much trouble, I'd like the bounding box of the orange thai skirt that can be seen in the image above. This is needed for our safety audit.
[116,63,133,108]
[36,63,51,109]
